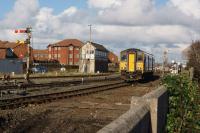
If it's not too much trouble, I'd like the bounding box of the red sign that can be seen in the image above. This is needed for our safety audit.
[15,29,26,33]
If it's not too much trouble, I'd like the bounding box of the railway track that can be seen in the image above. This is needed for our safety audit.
[0,81,129,110]
[2,73,112,80]
[0,75,120,91]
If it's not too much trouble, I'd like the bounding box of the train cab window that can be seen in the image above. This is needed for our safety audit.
[121,54,127,61]
[137,52,143,61]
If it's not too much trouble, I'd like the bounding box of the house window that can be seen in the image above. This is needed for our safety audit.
[49,47,51,51]
[54,54,58,58]
[91,50,94,54]
[49,55,51,58]
[69,54,73,58]
[58,47,61,50]
[58,54,61,58]
[76,54,79,58]
[75,48,79,50]
[69,46,73,50]
[69,62,73,65]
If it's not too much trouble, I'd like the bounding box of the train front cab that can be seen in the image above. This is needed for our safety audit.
[120,50,143,81]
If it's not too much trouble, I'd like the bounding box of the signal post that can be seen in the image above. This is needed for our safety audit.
[15,26,32,81]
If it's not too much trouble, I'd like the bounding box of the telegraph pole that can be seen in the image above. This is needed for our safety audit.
[88,24,92,43]
[87,24,92,73]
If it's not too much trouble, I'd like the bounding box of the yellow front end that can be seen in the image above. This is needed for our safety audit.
[120,61,127,71]
[136,62,144,73]
[128,53,135,72]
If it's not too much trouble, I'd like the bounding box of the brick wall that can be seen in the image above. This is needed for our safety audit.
[48,46,80,65]
[108,52,119,63]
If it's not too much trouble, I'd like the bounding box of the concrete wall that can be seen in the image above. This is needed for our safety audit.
[98,86,168,133]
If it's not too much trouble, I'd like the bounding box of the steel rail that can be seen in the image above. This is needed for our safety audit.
[3,73,112,80]
[0,76,120,91]
[0,81,129,110]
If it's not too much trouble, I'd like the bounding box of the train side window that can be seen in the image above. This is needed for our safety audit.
[137,52,143,61]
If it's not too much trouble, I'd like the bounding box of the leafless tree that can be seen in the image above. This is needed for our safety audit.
[187,40,200,80]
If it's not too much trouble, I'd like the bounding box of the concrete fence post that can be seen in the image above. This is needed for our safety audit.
[98,86,168,133]
[143,86,168,133]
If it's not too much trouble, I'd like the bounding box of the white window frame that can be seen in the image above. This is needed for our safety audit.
[69,54,73,58]
[69,46,73,50]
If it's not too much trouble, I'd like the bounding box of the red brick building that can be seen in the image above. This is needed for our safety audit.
[48,39,83,65]
[33,49,48,61]
[108,51,119,72]
[108,52,119,64]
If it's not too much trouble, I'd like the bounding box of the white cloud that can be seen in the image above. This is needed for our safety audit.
[170,0,200,19]
[58,7,77,17]
[0,0,39,28]
[88,0,121,9]
[97,0,155,24]
[0,0,200,61]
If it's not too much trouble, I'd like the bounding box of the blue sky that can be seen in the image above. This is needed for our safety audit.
[156,0,168,6]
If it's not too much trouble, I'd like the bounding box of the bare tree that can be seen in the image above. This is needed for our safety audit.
[187,40,200,80]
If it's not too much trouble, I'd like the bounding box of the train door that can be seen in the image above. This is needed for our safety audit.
[128,53,135,72]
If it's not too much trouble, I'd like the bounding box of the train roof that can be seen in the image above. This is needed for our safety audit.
[121,48,154,56]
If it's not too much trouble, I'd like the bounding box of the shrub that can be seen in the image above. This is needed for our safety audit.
[162,74,200,132]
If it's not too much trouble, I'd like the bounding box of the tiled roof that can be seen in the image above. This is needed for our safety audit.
[48,39,84,47]
[0,40,19,49]
[90,42,108,52]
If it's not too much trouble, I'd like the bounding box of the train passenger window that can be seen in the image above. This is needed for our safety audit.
[137,52,143,61]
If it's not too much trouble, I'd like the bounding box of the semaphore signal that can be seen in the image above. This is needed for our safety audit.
[14,29,26,33]
[14,26,32,81]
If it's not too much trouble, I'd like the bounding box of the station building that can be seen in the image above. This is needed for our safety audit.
[48,39,83,66]
[79,42,109,73]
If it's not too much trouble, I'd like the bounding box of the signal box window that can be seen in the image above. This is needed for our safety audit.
[137,52,143,61]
